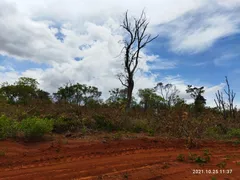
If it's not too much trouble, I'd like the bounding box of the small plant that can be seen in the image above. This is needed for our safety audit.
[0,150,6,156]
[123,172,129,179]
[147,128,155,136]
[162,162,170,169]
[203,149,211,162]
[188,152,198,162]
[236,161,240,165]
[195,156,207,164]
[232,139,240,146]
[225,155,230,160]
[211,176,217,180]
[177,154,185,162]
[55,147,60,153]
[18,117,53,140]
[217,161,227,168]
[112,132,122,140]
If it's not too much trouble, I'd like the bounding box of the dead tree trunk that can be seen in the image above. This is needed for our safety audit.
[118,10,158,111]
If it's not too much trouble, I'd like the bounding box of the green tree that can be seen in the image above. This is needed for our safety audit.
[138,88,164,111]
[53,83,102,106]
[0,77,50,104]
[106,88,127,106]
[186,85,206,113]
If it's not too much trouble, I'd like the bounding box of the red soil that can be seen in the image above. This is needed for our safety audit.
[0,136,240,180]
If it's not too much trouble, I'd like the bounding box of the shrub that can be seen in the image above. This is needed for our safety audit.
[93,114,116,131]
[53,118,82,133]
[0,115,18,140]
[227,128,240,138]
[204,126,223,139]
[19,117,53,140]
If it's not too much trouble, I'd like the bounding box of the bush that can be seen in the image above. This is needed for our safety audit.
[204,126,223,139]
[93,114,116,131]
[19,117,53,140]
[53,118,82,133]
[227,128,240,138]
[0,115,18,140]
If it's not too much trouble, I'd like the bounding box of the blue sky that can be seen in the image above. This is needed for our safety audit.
[0,0,240,106]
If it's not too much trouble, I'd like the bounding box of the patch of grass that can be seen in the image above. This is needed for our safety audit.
[216,161,227,168]
[177,154,185,162]
[18,117,53,140]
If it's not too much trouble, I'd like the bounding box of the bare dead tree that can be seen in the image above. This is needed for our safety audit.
[214,90,227,119]
[118,10,158,111]
[214,76,236,120]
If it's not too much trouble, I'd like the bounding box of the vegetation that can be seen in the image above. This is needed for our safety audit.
[18,117,53,140]
[0,10,239,142]
[177,154,185,161]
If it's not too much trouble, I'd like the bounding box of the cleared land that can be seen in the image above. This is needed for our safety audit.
[0,135,240,180]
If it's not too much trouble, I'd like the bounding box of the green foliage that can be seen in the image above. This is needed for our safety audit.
[53,118,82,133]
[18,117,53,140]
[186,85,206,113]
[188,152,198,162]
[216,161,227,168]
[0,115,18,140]
[177,154,185,161]
[195,156,207,163]
[53,83,102,106]
[227,128,240,138]
[93,114,116,131]
[138,88,164,111]
[204,126,224,139]
[194,149,211,164]
[203,149,211,162]
[132,120,149,133]
[0,77,51,104]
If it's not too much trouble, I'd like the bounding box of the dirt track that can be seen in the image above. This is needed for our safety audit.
[0,136,240,180]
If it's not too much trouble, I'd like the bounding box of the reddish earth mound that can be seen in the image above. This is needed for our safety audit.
[0,136,240,180]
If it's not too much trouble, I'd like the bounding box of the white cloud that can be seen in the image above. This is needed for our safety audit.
[158,5,240,54]
[148,57,177,70]
[0,66,6,71]
[214,53,239,66]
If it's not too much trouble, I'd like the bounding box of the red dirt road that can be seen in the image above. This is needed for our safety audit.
[0,136,240,180]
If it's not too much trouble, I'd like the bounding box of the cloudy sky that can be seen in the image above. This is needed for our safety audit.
[0,0,240,106]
